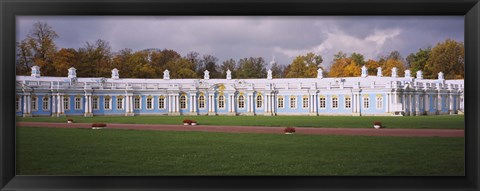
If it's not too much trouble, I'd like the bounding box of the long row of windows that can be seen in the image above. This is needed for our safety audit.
[16,95,387,112]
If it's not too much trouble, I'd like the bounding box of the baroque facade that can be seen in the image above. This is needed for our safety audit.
[16,62,464,117]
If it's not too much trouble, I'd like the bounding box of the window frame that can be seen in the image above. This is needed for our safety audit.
[42,96,49,111]
[332,97,339,109]
[238,95,245,109]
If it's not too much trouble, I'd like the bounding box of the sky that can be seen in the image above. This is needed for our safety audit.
[16,16,463,69]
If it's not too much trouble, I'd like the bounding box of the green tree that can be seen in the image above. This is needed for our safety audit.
[16,40,34,75]
[285,52,323,78]
[220,59,236,78]
[350,52,366,66]
[406,47,431,77]
[77,39,113,77]
[426,39,464,79]
[236,57,267,79]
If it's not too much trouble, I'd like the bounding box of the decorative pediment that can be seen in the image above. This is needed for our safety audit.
[147,95,153,99]
[376,94,383,98]
[363,94,370,98]
[332,95,338,98]
[319,95,326,98]
[159,95,165,99]
[75,94,82,98]
[117,95,124,99]
[302,95,308,98]
[104,95,111,99]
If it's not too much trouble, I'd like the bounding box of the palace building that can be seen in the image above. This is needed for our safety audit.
[16,61,464,117]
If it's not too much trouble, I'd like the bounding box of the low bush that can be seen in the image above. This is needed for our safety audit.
[284,127,296,133]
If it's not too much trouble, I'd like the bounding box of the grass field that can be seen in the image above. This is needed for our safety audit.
[17,115,464,129]
[17,126,464,176]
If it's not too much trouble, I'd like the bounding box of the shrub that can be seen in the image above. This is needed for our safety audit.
[373,121,382,127]
[67,118,73,121]
[91,123,107,127]
[284,127,296,133]
[191,120,197,124]
[183,119,192,124]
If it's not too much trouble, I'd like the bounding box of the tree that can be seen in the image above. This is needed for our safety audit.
[220,59,236,78]
[333,51,347,61]
[21,22,59,76]
[406,47,431,77]
[426,39,464,79]
[16,40,33,75]
[165,57,197,78]
[201,55,220,78]
[52,48,78,77]
[328,58,361,77]
[76,39,113,77]
[236,57,267,79]
[382,58,406,77]
[365,59,382,75]
[270,62,286,78]
[350,52,366,66]
[285,52,323,78]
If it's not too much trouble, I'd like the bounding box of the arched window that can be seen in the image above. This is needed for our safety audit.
[146,97,153,109]
[332,97,338,109]
[199,95,205,109]
[64,97,71,110]
[345,97,351,109]
[117,97,124,110]
[134,96,141,110]
[278,97,284,108]
[376,97,383,109]
[75,97,82,110]
[180,95,187,109]
[256,95,262,108]
[238,95,245,109]
[302,97,309,108]
[290,96,296,109]
[363,97,369,109]
[218,95,225,109]
[31,96,38,111]
[158,96,165,109]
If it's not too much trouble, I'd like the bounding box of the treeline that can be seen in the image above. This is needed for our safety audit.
[16,22,464,80]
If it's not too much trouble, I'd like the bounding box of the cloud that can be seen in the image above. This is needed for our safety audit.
[274,27,402,68]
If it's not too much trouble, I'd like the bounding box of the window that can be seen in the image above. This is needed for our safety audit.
[345,97,351,109]
[363,97,369,109]
[290,97,296,109]
[278,97,284,108]
[104,97,111,110]
[319,97,326,108]
[332,97,338,109]
[63,97,70,110]
[146,97,153,109]
[199,95,205,109]
[218,95,225,109]
[15,97,20,111]
[42,97,49,110]
[75,97,82,110]
[376,97,383,109]
[133,96,141,110]
[302,97,308,108]
[158,97,165,109]
[31,96,38,111]
[256,95,262,108]
[117,97,124,110]
[92,97,99,110]
[180,95,187,109]
[238,95,245,109]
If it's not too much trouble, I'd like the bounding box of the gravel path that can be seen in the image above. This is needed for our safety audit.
[16,122,464,137]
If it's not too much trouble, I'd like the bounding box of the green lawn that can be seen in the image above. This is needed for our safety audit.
[17,126,464,176]
[17,115,464,129]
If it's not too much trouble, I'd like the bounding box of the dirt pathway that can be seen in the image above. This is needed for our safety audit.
[16,122,464,137]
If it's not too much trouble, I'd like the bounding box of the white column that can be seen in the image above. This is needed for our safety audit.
[176,95,179,112]
[415,93,420,115]
[425,93,429,114]
[265,94,269,112]
[23,94,28,115]
[437,93,442,114]
[168,95,172,113]
[193,94,197,112]
[51,95,56,115]
[449,93,454,114]
[85,95,89,114]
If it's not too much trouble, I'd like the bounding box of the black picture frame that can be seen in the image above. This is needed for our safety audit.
[1,0,479,190]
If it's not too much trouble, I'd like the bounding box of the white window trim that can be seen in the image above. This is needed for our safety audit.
[63,97,70,110]
[74,97,83,110]
[133,97,142,110]
[302,97,309,109]
[92,97,99,110]
[146,97,154,110]
[319,97,326,109]
[180,95,187,110]
[238,95,245,109]
[199,95,206,109]
[277,97,284,109]
[158,97,165,110]
[256,95,263,109]
[104,97,112,110]
[31,97,38,111]
[331,97,339,109]
[290,97,297,109]
[363,97,370,109]
[376,97,383,109]
[42,97,50,111]
[218,95,225,109]
[116,97,124,110]
[344,97,352,109]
